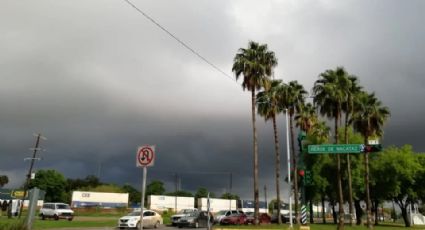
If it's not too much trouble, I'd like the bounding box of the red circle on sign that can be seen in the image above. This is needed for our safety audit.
[137,146,154,166]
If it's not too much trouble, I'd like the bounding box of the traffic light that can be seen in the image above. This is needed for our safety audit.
[363,144,383,153]
[297,131,306,152]
[304,171,312,185]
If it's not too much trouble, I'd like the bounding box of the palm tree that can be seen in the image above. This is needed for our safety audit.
[313,66,351,230]
[351,92,390,229]
[257,79,284,224]
[282,80,307,223]
[342,75,362,225]
[232,41,277,224]
[295,102,317,134]
[308,120,330,224]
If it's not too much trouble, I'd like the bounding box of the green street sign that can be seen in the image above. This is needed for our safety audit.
[308,144,364,154]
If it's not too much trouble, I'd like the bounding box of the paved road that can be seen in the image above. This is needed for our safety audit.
[48,225,209,230]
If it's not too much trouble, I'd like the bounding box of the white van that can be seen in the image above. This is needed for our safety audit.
[39,202,74,221]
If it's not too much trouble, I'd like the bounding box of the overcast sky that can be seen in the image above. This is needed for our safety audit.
[1,0,425,200]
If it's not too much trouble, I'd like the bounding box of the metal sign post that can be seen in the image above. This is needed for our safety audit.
[136,145,155,230]
[207,193,211,230]
[140,167,147,230]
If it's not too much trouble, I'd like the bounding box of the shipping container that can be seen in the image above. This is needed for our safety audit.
[148,195,194,212]
[197,198,237,212]
[71,191,128,208]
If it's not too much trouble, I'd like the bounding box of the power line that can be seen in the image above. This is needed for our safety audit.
[122,0,236,83]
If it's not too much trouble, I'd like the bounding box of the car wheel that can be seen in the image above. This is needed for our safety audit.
[154,221,160,228]
[54,214,59,220]
[68,217,73,221]
[40,214,45,220]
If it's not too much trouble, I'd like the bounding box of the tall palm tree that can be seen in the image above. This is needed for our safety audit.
[313,66,351,230]
[351,92,390,229]
[295,102,317,134]
[310,121,331,144]
[308,119,330,224]
[232,41,277,224]
[257,79,284,224]
[282,80,307,223]
[342,75,362,225]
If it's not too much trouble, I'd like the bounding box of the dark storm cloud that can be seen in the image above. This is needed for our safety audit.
[1,0,425,200]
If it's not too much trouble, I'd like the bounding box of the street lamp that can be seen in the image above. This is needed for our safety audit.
[285,108,293,228]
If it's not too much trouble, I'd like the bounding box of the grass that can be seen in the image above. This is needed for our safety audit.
[0,215,117,229]
[0,210,173,229]
[214,223,425,230]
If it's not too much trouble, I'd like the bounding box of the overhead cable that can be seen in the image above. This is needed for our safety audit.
[122,0,236,83]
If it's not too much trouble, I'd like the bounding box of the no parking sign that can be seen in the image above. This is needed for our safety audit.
[136,145,155,167]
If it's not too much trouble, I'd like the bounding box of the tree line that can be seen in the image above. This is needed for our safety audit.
[24,170,238,206]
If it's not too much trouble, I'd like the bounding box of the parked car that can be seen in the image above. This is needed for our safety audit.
[214,210,244,224]
[244,212,271,224]
[219,213,247,225]
[171,208,198,226]
[39,203,74,221]
[118,210,163,229]
[177,211,214,228]
[271,213,296,224]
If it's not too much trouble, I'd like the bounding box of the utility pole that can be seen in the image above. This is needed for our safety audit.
[229,172,232,211]
[264,185,267,212]
[19,133,46,218]
[175,173,178,212]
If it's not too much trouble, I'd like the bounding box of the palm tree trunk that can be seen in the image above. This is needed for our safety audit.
[309,199,314,223]
[335,114,345,230]
[374,200,379,225]
[355,199,363,225]
[322,196,326,224]
[344,111,354,226]
[272,114,282,224]
[332,203,337,224]
[289,112,299,224]
[251,89,259,225]
[364,136,373,229]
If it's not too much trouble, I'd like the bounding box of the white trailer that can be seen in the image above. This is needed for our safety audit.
[238,200,268,213]
[148,195,194,212]
[71,191,128,208]
[197,198,237,212]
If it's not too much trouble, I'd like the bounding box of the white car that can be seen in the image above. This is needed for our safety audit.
[118,210,163,229]
[171,208,198,226]
[39,203,74,221]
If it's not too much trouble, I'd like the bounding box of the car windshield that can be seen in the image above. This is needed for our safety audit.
[57,204,70,209]
[128,212,141,216]
[179,209,194,214]
[188,212,199,217]
[216,211,227,215]
[245,212,254,216]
